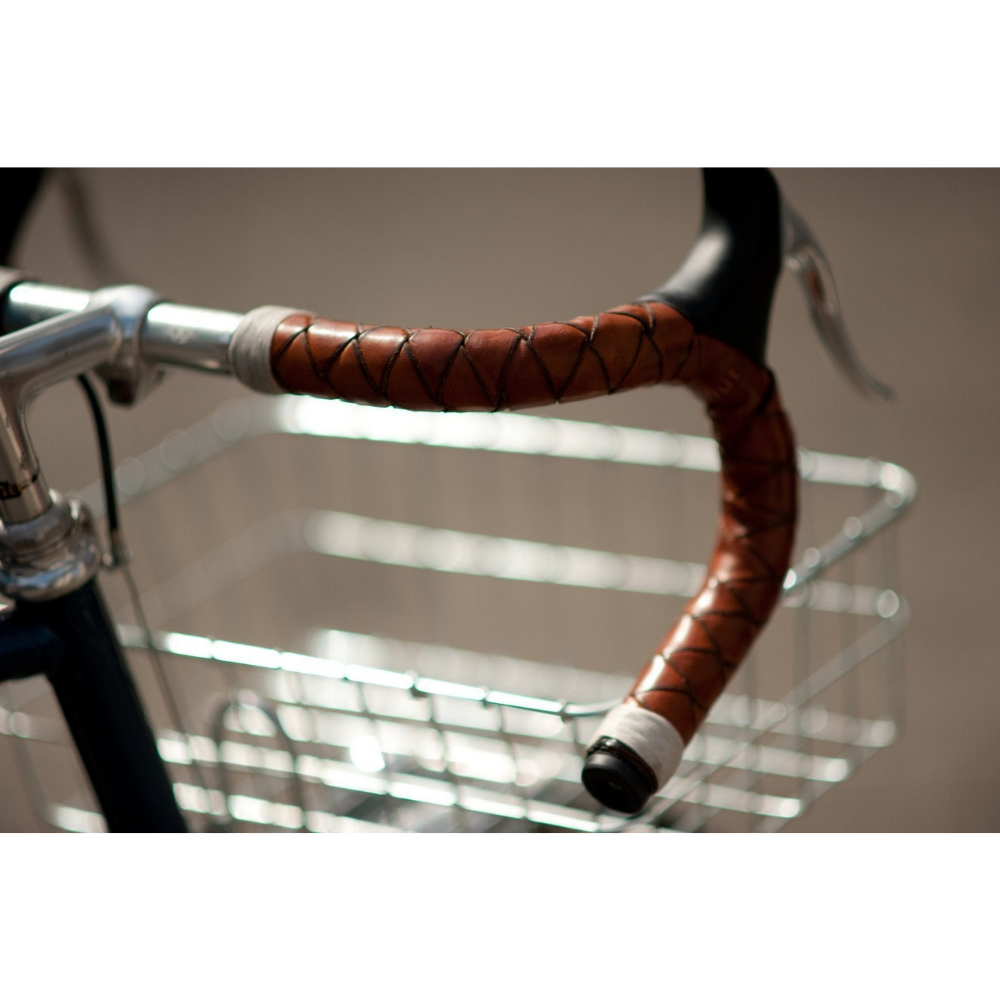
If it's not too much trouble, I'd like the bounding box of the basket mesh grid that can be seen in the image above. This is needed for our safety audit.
[0,396,912,832]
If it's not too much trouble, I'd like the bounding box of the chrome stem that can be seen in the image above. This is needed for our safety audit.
[0,307,121,523]
[0,284,242,601]
[3,282,240,377]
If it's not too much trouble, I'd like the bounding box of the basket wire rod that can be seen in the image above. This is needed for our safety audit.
[130,506,900,636]
[278,664,325,826]
[691,648,769,833]
[742,649,763,832]
[212,690,309,832]
[882,524,905,737]
[125,622,898,759]
[113,511,306,630]
[74,396,919,650]
[0,683,67,830]
[209,696,250,831]
[62,720,827,833]
[118,560,216,824]
[782,487,912,597]
[258,690,312,832]
[214,656,270,826]
[9,640,900,828]
[793,593,813,810]
[417,450,472,832]
[840,531,861,747]
[491,702,533,822]
[793,472,815,809]
[609,607,909,832]
[352,682,403,830]
[659,453,695,833]
[418,688,470,833]
[54,401,916,823]
[79,399,915,595]
[793,476,818,812]
[161,672,624,825]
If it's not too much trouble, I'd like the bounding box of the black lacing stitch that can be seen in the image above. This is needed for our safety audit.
[561,319,592,339]
[319,324,360,383]
[719,446,795,495]
[696,607,767,629]
[561,334,593,400]
[650,652,710,713]
[685,613,740,665]
[712,576,766,620]
[431,331,468,410]
[554,321,597,399]
[377,331,410,401]
[271,320,306,367]
[494,329,527,411]
[716,389,786,458]
[723,505,791,533]
[735,512,797,542]
[735,542,786,584]
[524,324,559,401]
[351,330,388,401]
[576,315,614,394]
[667,643,739,677]
[458,336,500,410]
[621,301,664,381]
[399,336,442,408]
[726,456,793,498]
[300,325,329,388]
[603,310,648,393]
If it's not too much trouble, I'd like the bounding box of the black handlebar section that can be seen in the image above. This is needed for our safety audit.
[648,168,782,365]
[0,168,46,268]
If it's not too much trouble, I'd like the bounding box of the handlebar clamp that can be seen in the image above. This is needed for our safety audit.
[89,284,166,405]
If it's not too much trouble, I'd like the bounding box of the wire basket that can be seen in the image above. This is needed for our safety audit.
[0,395,914,832]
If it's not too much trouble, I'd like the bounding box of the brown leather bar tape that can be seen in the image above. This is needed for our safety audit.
[271,302,696,411]
[266,301,797,774]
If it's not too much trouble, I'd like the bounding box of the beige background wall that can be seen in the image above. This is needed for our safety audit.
[3,168,998,832]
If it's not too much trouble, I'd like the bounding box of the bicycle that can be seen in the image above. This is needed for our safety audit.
[0,168,913,833]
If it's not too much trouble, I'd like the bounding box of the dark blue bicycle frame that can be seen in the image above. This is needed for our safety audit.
[0,579,187,832]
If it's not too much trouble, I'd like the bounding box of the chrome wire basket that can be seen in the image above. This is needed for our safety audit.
[0,396,914,832]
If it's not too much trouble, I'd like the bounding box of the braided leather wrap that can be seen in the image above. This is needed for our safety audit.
[269,301,797,746]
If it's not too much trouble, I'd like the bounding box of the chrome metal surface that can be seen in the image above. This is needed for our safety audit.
[5,607,902,833]
[11,397,911,834]
[0,493,102,601]
[782,199,894,401]
[2,282,240,377]
[89,285,165,405]
[77,395,917,518]
[143,303,240,373]
[0,306,121,523]
[3,282,90,328]
[76,398,917,618]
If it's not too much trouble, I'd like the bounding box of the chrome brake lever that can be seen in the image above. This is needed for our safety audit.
[781,199,893,401]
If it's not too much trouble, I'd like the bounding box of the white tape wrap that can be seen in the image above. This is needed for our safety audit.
[228,305,301,395]
[592,702,685,789]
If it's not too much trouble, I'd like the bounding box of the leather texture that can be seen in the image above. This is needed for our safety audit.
[268,301,797,746]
